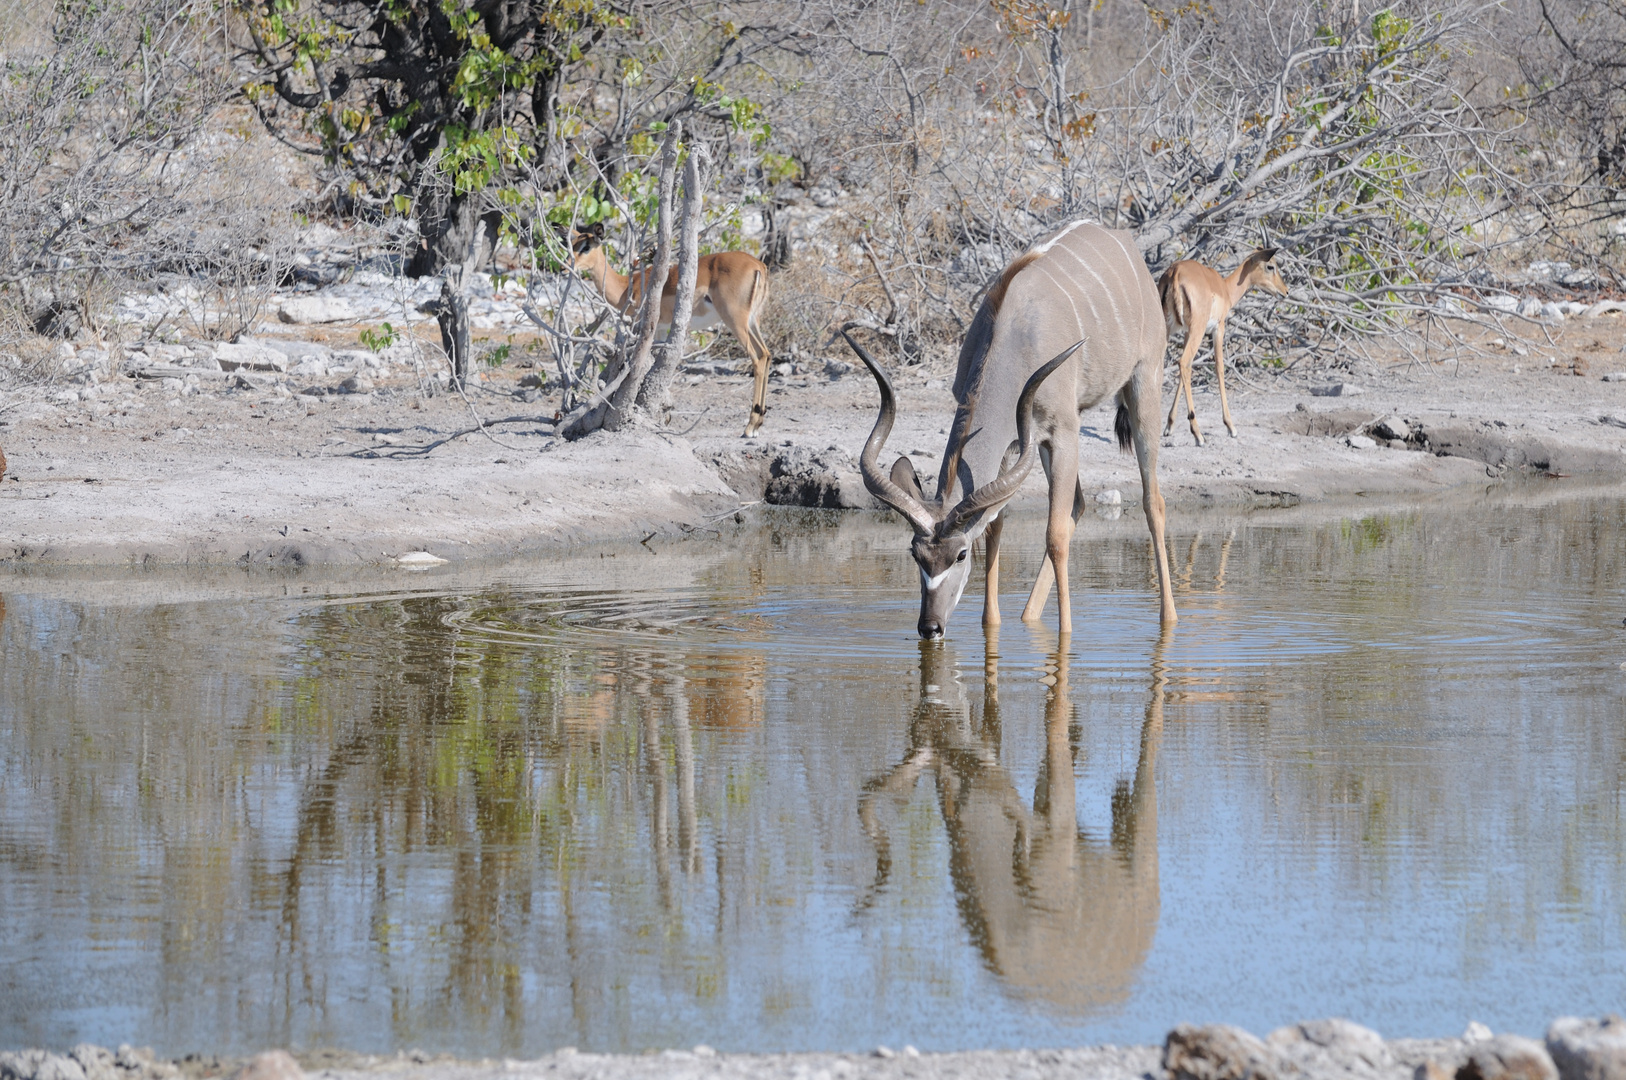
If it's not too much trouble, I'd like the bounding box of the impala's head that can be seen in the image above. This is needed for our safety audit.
[561,221,608,277]
[1242,247,1288,297]
[841,330,1079,640]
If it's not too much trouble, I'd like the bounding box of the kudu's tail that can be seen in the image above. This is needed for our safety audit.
[1114,396,1134,454]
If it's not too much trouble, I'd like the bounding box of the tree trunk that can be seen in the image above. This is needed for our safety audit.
[407,188,497,280]
[606,124,681,430]
[639,143,708,414]
[409,188,498,391]
[437,278,471,389]
[760,193,791,270]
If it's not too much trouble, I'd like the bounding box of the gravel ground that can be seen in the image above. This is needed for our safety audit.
[12,1017,1626,1080]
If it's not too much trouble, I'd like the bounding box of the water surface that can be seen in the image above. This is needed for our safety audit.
[2,489,1625,1056]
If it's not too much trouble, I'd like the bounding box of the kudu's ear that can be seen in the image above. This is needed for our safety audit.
[890,455,924,503]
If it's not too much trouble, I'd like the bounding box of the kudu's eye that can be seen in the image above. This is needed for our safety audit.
[955,548,968,563]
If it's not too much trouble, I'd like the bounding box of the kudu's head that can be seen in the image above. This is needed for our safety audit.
[841,329,1080,640]
[1241,247,1288,297]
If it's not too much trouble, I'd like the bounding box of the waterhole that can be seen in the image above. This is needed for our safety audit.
[2,488,1625,1056]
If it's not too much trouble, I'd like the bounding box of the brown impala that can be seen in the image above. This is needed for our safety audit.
[1158,247,1288,445]
[843,218,1178,639]
[569,222,774,437]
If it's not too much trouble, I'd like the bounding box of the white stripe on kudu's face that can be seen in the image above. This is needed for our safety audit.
[921,566,956,592]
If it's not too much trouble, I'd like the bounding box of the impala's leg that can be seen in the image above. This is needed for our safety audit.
[1180,330,1205,446]
[742,332,770,437]
[743,309,773,437]
[983,510,1005,628]
[1123,374,1178,626]
[1163,328,1183,436]
[713,288,771,438]
[1213,321,1237,438]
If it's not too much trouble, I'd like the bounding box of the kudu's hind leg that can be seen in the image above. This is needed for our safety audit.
[1122,380,1178,625]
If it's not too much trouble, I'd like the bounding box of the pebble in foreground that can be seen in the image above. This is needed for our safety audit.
[4,1017,1624,1080]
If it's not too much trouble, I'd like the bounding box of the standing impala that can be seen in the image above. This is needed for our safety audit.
[1159,247,1288,445]
[843,218,1178,639]
[568,222,775,437]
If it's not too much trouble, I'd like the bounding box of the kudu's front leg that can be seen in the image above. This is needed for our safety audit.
[983,510,1005,627]
[1020,445,1084,632]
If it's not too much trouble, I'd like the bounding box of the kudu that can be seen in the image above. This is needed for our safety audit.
[568,222,774,437]
[858,632,1166,1012]
[1158,247,1288,445]
[844,219,1177,639]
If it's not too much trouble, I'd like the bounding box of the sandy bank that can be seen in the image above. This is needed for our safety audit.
[3,322,1626,570]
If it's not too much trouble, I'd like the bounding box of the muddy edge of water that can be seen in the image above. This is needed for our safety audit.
[3,330,1626,569]
[5,476,1625,604]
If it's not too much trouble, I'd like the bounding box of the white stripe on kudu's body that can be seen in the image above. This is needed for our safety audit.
[845,220,1178,639]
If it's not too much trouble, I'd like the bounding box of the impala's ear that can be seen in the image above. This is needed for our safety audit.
[890,455,924,503]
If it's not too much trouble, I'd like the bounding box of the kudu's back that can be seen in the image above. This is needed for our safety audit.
[941,222,1164,503]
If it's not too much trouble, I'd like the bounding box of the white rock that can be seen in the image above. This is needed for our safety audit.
[1540,302,1566,321]
[1347,434,1378,449]
[397,551,447,566]
[1584,300,1626,318]
[1311,383,1363,397]
[1518,297,1544,318]
[1268,1018,1391,1075]
[1548,1017,1626,1080]
[278,296,358,324]
[1095,489,1123,505]
[230,1051,303,1080]
[1373,416,1411,441]
[1461,1035,1558,1080]
[1483,295,1520,314]
[1466,1022,1495,1042]
[1601,372,1626,383]
[215,341,288,372]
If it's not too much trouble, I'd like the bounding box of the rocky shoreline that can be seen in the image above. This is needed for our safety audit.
[3,263,1626,570]
[5,1017,1624,1080]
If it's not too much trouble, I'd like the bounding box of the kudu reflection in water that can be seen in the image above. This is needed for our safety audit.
[859,634,1168,1013]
